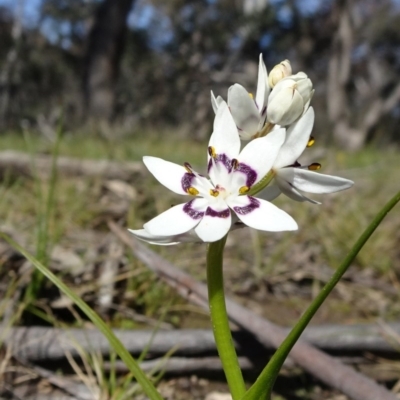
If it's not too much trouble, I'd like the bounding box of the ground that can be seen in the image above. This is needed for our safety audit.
[0,129,399,399]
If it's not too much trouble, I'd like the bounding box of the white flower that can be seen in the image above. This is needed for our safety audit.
[261,107,354,204]
[129,102,297,244]
[211,54,269,140]
[268,59,292,88]
[267,72,314,126]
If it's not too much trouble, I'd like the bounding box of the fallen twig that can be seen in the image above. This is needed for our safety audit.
[104,356,400,382]
[13,355,93,400]
[5,323,400,362]
[109,220,398,400]
[0,150,144,180]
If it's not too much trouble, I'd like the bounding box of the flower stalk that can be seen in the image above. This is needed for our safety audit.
[207,235,246,399]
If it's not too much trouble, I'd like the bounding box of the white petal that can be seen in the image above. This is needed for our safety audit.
[275,174,320,204]
[227,84,260,138]
[143,156,188,195]
[278,168,354,194]
[267,85,304,126]
[287,72,308,82]
[211,91,224,114]
[274,107,315,169]
[128,228,201,245]
[208,154,232,190]
[128,229,181,245]
[228,196,297,232]
[209,101,240,160]
[296,77,313,101]
[255,54,269,113]
[144,199,208,236]
[267,78,295,103]
[238,127,286,185]
[195,203,232,242]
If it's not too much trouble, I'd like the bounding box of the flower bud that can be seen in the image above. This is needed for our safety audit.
[268,59,292,88]
[267,72,313,126]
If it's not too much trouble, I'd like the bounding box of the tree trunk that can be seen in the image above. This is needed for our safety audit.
[83,0,135,122]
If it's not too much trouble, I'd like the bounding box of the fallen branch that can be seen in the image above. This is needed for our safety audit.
[104,356,400,382]
[4,323,400,363]
[0,150,144,180]
[108,356,259,375]
[108,221,398,400]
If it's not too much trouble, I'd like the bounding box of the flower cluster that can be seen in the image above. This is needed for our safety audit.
[130,55,353,245]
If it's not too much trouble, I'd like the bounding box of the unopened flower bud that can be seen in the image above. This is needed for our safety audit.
[268,60,292,88]
[267,72,314,126]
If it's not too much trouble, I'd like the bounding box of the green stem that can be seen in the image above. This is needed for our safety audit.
[207,236,246,400]
[242,189,400,400]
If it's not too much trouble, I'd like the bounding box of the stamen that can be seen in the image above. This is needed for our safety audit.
[307,136,315,147]
[187,187,199,196]
[308,163,321,171]
[209,189,219,197]
[239,186,250,194]
[248,92,254,99]
[231,158,239,170]
[208,146,217,158]
[184,162,193,173]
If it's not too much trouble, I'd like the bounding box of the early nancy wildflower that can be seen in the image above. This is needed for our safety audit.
[129,102,297,245]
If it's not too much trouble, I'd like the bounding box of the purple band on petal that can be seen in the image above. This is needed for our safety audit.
[205,206,230,218]
[233,196,260,215]
[235,162,257,187]
[181,173,195,192]
[207,153,232,174]
[183,200,204,220]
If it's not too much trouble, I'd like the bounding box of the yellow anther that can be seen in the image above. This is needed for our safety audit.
[209,189,219,197]
[187,187,199,196]
[208,146,217,158]
[307,136,315,147]
[248,92,254,99]
[308,163,321,171]
[239,186,250,194]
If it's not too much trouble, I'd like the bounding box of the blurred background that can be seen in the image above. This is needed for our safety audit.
[0,0,399,149]
[1,1,400,399]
